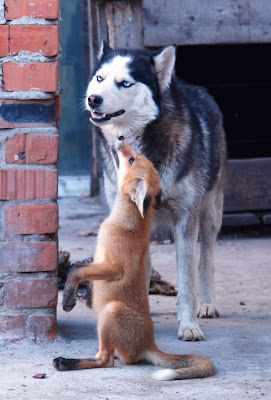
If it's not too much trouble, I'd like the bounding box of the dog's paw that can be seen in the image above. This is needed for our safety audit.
[197,303,220,318]
[62,287,76,312]
[178,324,204,341]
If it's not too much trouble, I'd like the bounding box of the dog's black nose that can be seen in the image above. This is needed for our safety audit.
[88,95,103,108]
[118,136,124,141]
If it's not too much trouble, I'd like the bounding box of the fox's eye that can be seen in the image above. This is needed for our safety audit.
[96,75,103,82]
[129,156,135,165]
[121,80,133,88]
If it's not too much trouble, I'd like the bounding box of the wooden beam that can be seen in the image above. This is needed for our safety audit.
[87,0,108,196]
[222,213,260,226]
[224,158,271,212]
[143,0,271,47]
[105,0,144,49]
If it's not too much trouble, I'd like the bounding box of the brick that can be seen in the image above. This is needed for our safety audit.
[5,0,59,20]
[5,278,57,308]
[0,315,27,340]
[55,94,61,120]
[28,314,57,341]
[6,134,59,164]
[0,25,9,57]
[0,169,57,200]
[10,25,59,56]
[26,134,59,164]
[5,203,58,234]
[0,241,57,272]
[5,134,26,164]
[3,62,59,92]
[0,99,56,129]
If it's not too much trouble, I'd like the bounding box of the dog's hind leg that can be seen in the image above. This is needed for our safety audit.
[174,214,203,341]
[197,186,223,318]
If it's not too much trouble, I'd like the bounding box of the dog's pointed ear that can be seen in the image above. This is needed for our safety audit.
[98,40,113,60]
[132,179,151,219]
[153,46,176,91]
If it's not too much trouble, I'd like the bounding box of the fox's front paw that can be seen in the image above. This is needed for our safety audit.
[62,287,76,312]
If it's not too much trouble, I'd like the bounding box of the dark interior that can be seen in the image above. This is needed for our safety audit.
[175,44,271,159]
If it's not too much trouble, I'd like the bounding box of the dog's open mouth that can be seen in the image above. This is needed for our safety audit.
[90,109,125,122]
[111,145,119,169]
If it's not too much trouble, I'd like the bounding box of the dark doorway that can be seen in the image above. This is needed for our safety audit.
[175,44,271,159]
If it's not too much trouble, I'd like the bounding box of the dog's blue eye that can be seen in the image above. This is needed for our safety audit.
[129,156,135,165]
[96,75,103,82]
[121,80,132,88]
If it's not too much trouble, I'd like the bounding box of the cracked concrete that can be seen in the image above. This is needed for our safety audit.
[8,17,58,25]
[0,196,270,400]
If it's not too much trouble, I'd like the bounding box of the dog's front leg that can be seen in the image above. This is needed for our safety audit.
[174,216,204,341]
[62,263,123,312]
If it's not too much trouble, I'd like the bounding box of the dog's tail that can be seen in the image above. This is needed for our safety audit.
[144,348,216,381]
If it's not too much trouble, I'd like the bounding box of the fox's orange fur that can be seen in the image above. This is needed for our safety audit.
[53,138,216,380]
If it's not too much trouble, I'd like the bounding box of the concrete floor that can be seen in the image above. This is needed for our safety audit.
[1,196,271,400]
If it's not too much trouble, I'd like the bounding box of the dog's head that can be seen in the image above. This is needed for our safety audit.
[85,41,176,131]
[111,137,162,218]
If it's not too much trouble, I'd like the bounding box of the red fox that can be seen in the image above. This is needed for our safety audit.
[53,137,216,380]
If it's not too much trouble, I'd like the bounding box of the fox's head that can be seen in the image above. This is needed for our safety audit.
[111,137,162,218]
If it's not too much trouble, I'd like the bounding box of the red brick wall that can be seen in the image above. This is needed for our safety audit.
[0,0,60,341]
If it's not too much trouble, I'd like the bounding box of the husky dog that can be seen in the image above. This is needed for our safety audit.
[85,41,226,341]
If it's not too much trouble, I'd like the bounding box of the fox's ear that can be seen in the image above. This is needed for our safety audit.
[153,46,176,91]
[98,40,113,60]
[131,179,151,219]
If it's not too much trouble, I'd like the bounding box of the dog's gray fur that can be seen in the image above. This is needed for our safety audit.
[85,42,226,341]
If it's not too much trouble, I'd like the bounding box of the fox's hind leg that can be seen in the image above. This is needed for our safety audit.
[53,324,114,371]
[53,304,118,371]
[53,351,114,371]
[198,185,223,318]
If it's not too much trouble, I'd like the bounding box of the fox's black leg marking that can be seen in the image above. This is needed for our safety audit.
[62,286,76,312]
[53,357,80,371]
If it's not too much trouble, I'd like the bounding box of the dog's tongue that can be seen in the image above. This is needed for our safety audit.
[92,111,106,119]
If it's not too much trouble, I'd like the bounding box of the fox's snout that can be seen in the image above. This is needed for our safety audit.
[110,139,162,218]
[116,136,125,149]
[111,137,126,169]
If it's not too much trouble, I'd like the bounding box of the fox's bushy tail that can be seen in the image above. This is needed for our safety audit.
[144,348,216,381]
